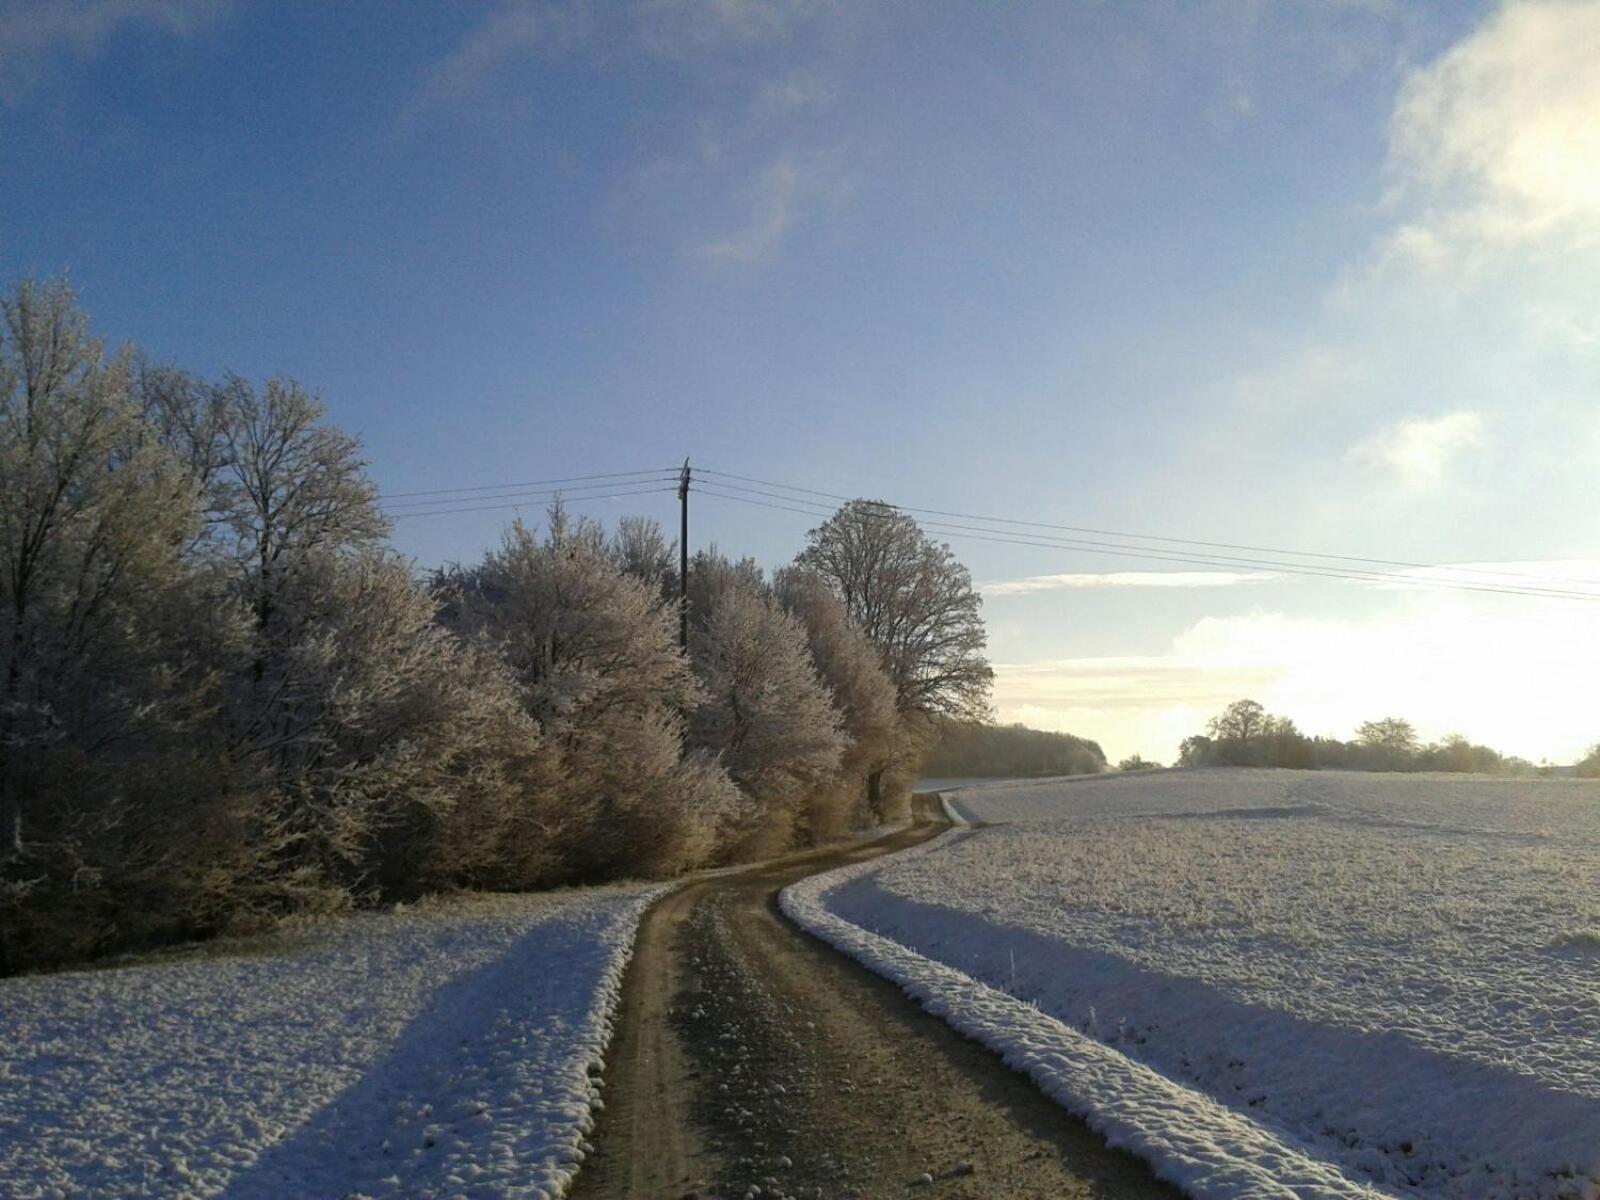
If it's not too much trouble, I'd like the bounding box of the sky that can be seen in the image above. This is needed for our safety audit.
[3,0,1598,765]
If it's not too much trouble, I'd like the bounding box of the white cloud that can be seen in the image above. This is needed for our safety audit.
[994,570,1600,766]
[1348,412,1483,487]
[399,2,577,128]
[0,0,228,104]
[631,0,798,58]
[402,0,817,128]
[1382,0,1600,273]
[993,655,1277,768]
[692,149,850,264]
[983,571,1278,597]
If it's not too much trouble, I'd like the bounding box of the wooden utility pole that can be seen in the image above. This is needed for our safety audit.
[678,459,691,651]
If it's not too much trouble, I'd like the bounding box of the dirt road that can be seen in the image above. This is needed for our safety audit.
[570,800,1182,1200]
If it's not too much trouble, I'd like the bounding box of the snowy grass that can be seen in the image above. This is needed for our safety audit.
[790,769,1600,1200]
[0,883,667,1199]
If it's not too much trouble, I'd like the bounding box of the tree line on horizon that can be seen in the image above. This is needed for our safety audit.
[1176,699,1566,776]
[0,279,995,973]
[921,720,1106,778]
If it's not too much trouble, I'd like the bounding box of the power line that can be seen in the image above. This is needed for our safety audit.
[382,467,678,500]
[386,485,678,521]
[694,466,1600,592]
[695,484,1600,602]
[372,459,1600,602]
[383,476,679,512]
[691,484,1600,603]
[693,483,1600,602]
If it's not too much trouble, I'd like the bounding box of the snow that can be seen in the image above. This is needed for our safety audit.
[936,791,967,825]
[786,769,1600,1200]
[0,884,667,1199]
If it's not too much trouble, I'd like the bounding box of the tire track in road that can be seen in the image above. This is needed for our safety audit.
[571,798,1182,1200]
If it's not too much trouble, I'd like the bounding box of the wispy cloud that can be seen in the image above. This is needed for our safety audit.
[754,73,833,118]
[398,2,574,129]
[0,0,229,104]
[692,148,850,264]
[1348,412,1483,487]
[983,571,1279,597]
[631,0,799,59]
[1378,0,1600,276]
[401,0,848,267]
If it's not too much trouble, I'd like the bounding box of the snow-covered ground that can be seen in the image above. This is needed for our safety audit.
[789,769,1600,1200]
[0,884,665,1199]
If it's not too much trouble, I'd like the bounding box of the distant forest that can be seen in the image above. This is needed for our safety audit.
[923,721,1106,779]
[1177,699,1586,776]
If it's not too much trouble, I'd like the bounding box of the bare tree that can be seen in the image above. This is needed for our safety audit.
[795,500,992,723]
[207,376,388,655]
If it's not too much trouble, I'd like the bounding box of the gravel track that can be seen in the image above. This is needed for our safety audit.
[570,799,1181,1200]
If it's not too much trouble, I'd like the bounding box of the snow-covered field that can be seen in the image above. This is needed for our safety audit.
[0,884,665,1199]
[788,769,1600,1200]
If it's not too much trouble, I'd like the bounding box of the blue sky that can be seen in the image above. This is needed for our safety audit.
[4,0,1598,763]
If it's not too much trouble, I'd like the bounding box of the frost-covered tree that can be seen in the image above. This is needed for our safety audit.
[442,512,745,878]
[608,514,678,602]
[795,500,992,723]
[135,356,528,906]
[688,554,844,853]
[145,375,417,898]
[0,281,253,969]
[207,376,388,660]
[773,566,903,830]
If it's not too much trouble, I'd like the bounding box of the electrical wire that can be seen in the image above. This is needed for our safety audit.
[690,483,1600,604]
[383,475,679,512]
[694,466,1600,592]
[372,459,1600,602]
[383,467,679,500]
[386,485,678,521]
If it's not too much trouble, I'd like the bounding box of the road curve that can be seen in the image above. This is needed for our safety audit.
[570,798,1182,1200]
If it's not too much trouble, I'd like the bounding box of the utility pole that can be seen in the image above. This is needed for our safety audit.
[678,458,691,652]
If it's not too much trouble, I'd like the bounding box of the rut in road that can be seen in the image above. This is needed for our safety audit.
[571,800,1182,1200]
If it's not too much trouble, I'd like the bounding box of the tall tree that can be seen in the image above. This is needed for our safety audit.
[795,500,992,722]
[0,281,245,969]
[1356,717,1419,754]
[608,514,678,602]
[773,565,900,825]
[208,376,389,658]
[1208,699,1268,742]
[688,555,844,844]
[441,512,745,878]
